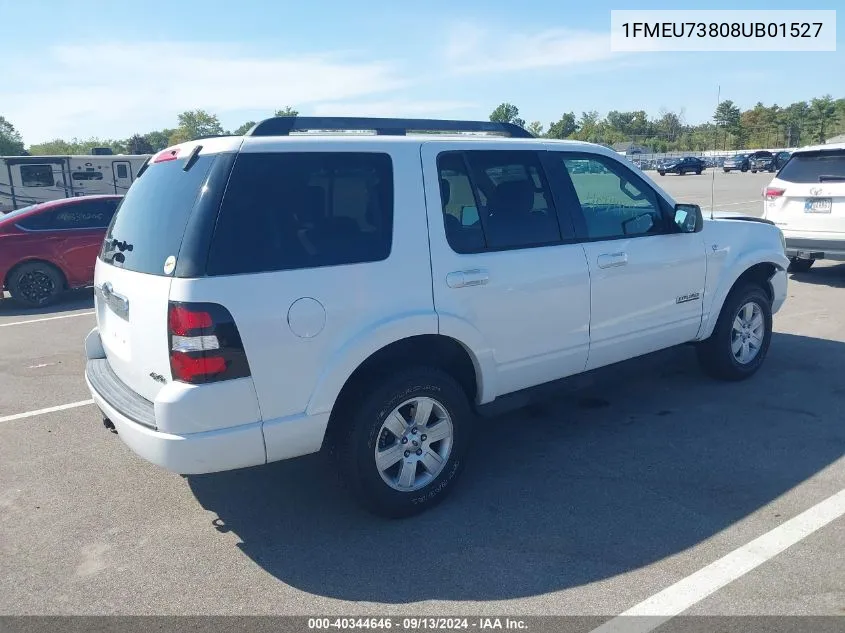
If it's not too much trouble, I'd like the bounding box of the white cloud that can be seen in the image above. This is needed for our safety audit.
[5,42,407,143]
[443,24,619,73]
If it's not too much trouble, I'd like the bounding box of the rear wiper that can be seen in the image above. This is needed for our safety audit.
[818,175,845,182]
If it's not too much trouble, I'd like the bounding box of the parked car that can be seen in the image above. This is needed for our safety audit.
[83,117,789,518]
[775,151,792,170]
[658,156,705,176]
[723,154,750,172]
[762,142,845,272]
[749,151,776,173]
[0,195,122,307]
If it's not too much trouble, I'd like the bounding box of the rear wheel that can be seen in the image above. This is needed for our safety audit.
[696,284,772,381]
[658,171,665,176]
[334,366,472,518]
[788,258,815,273]
[696,169,702,175]
[8,262,65,308]
[723,168,730,173]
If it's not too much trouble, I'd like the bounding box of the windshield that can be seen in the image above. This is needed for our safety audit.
[0,203,40,222]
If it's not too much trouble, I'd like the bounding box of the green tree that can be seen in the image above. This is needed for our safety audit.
[143,129,176,152]
[126,134,154,154]
[233,121,256,135]
[526,121,544,137]
[547,112,577,139]
[806,95,837,143]
[714,99,742,149]
[489,103,525,129]
[174,110,224,142]
[0,116,25,155]
[28,137,126,155]
[274,106,299,117]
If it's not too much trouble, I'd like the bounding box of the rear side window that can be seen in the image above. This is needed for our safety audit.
[101,155,217,274]
[207,152,393,276]
[437,150,564,253]
[778,150,845,183]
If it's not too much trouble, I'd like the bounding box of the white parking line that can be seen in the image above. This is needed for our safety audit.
[590,488,845,633]
[0,399,94,423]
[0,311,94,328]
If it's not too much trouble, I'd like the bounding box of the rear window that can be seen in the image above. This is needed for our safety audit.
[206,152,393,276]
[777,150,845,183]
[100,155,216,274]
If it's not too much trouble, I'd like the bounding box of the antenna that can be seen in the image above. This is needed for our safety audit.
[710,85,720,220]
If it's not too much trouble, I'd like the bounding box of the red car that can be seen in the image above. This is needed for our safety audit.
[0,195,122,307]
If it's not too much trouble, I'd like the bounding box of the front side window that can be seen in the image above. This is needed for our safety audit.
[20,165,54,187]
[207,152,393,275]
[557,154,667,240]
[437,150,563,253]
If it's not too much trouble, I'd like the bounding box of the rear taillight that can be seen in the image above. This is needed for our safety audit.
[167,302,250,384]
[764,187,785,200]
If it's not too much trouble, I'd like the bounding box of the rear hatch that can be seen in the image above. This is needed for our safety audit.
[765,148,845,235]
[94,143,236,402]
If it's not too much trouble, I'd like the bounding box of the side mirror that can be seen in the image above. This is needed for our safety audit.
[673,203,703,233]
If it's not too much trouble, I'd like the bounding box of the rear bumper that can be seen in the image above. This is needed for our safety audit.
[83,327,329,474]
[784,236,845,261]
[85,359,266,474]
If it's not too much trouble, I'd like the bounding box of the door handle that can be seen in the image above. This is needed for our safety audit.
[446,269,489,288]
[597,252,628,269]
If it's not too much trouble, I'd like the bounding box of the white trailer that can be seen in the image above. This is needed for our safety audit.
[0,153,151,213]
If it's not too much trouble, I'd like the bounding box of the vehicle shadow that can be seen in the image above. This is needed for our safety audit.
[789,263,845,289]
[0,287,94,317]
[187,332,845,603]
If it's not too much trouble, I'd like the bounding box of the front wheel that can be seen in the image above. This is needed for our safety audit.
[788,258,815,273]
[696,284,772,381]
[723,168,730,173]
[658,171,665,176]
[696,169,702,175]
[334,367,473,518]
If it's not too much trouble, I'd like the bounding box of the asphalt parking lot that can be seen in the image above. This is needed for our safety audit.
[655,168,772,218]
[1,171,843,622]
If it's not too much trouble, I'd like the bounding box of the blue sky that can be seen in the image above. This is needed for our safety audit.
[0,0,841,144]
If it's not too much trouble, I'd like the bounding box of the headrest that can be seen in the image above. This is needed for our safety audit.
[491,180,534,215]
[440,178,451,205]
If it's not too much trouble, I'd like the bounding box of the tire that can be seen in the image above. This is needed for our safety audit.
[7,262,65,308]
[696,169,702,175]
[658,171,665,176]
[741,166,748,173]
[334,366,473,518]
[723,168,730,173]
[696,284,772,381]
[751,169,757,173]
[788,258,815,273]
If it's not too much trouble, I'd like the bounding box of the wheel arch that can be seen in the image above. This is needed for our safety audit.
[318,333,486,441]
[4,258,69,291]
[698,259,782,340]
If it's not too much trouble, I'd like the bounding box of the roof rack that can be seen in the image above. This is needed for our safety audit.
[246,116,534,139]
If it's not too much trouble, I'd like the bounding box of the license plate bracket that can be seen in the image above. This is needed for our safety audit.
[804,198,832,213]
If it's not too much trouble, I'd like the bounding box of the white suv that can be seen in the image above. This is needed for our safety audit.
[84,117,789,517]
[763,142,845,272]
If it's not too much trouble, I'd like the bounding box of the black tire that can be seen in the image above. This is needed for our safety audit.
[696,284,772,381]
[334,366,473,518]
[751,169,757,173]
[741,166,748,173]
[723,168,730,173]
[788,258,815,273]
[696,169,702,175]
[7,262,64,307]
[658,171,665,176]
